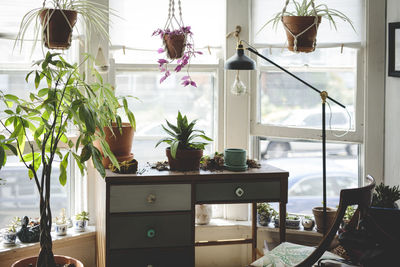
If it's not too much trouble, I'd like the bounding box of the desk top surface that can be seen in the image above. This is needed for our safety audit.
[105,164,289,183]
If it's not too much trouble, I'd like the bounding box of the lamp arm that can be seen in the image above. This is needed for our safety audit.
[246,47,346,109]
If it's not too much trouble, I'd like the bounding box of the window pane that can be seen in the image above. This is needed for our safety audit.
[259,138,359,215]
[252,0,364,45]
[259,48,356,130]
[0,155,69,227]
[115,71,216,162]
[109,0,225,64]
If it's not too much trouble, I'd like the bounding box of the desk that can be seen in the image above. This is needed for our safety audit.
[95,164,288,267]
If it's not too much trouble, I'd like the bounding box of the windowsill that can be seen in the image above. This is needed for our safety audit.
[0,226,95,255]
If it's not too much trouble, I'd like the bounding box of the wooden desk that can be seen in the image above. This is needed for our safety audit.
[95,164,288,267]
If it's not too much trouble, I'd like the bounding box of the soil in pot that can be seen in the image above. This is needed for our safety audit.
[12,255,83,267]
[166,148,203,171]
[282,16,321,53]
[163,33,186,59]
[312,206,337,233]
[39,9,78,50]
[100,123,134,168]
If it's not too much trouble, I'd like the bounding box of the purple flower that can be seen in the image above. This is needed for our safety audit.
[182,80,190,87]
[158,59,168,67]
[195,51,203,55]
[157,48,165,54]
[175,65,182,72]
[190,81,197,87]
[182,76,190,81]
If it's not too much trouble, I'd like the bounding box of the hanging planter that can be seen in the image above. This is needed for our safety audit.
[257,0,355,53]
[15,0,112,51]
[39,9,77,49]
[152,0,202,87]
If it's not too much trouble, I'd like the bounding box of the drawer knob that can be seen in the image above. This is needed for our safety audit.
[235,187,244,197]
[147,229,156,238]
[147,194,156,203]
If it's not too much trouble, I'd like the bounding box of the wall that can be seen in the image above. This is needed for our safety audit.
[385,0,400,189]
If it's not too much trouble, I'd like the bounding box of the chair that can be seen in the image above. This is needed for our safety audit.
[249,175,376,267]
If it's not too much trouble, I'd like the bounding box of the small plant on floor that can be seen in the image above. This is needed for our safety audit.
[372,183,400,209]
[152,0,202,87]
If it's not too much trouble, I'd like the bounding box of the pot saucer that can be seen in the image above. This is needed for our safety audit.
[224,164,248,172]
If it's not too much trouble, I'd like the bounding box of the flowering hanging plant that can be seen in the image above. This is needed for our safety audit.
[153,26,202,87]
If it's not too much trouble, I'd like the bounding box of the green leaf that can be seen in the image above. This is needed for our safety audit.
[5,144,18,156]
[0,146,5,169]
[4,94,19,102]
[72,152,86,176]
[59,152,69,186]
[170,140,179,159]
[79,105,95,134]
[155,138,173,148]
[89,144,105,177]
[38,88,49,97]
[100,140,119,169]
[34,71,40,89]
[80,145,91,163]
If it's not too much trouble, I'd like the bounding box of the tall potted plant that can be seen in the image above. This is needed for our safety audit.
[372,183,400,209]
[0,52,124,267]
[15,0,112,50]
[155,111,212,171]
[257,0,355,52]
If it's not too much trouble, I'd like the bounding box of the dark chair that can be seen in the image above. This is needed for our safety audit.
[249,175,376,267]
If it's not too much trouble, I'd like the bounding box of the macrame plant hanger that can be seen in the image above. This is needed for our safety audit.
[163,0,186,59]
[281,0,320,52]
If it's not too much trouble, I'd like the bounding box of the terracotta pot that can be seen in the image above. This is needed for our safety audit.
[163,33,186,59]
[39,9,78,50]
[12,255,84,267]
[101,123,134,168]
[282,16,321,53]
[312,206,337,233]
[166,148,203,171]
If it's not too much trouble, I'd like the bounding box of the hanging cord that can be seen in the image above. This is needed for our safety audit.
[326,101,351,138]
[164,0,183,31]
[226,25,241,45]
[281,0,320,52]
[163,0,172,29]
[177,0,184,27]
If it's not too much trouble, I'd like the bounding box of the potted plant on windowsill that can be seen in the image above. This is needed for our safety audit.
[74,211,89,232]
[372,183,400,209]
[2,217,21,246]
[257,203,278,226]
[15,0,112,50]
[55,208,68,236]
[274,213,301,229]
[0,52,121,267]
[257,0,355,52]
[155,111,212,171]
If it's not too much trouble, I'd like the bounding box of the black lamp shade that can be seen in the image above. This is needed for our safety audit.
[225,44,256,70]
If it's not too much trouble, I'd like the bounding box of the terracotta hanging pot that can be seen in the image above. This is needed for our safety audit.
[39,9,78,50]
[12,255,84,267]
[166,148,203,171]
[282,16,321,53]
[163,33,186,59]
[101,122,135,169]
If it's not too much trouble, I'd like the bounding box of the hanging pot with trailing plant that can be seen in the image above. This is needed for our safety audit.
[257,0,355,53]
[152,0,202,87]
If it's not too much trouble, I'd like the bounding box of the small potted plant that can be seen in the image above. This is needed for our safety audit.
[155,111,212,171]
[55,208,68,236]
[301,215,315,231]
[257,203,278,226]
[257,0,355,52]
[3,217,21,246]
[74,211,89,232]
[274,213,301,229]
[15,0,112,50]
[312,206,337,233]
[372,183,400,209]
[152,0,202,87]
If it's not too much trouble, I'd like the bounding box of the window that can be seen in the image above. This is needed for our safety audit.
[0,0,80,226]
[251,0,365,215]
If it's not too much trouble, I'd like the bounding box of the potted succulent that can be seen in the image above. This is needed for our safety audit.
[155,111,212,171]
[152,0,202,87]
[74,211,89,232]
[257,0,355,52]
[3,217,21,246]
[14,0,112,50]
[0,52,122,267]
[55,208,68,236]
[274,213,301,229]
[372,183,400,209]
[257,203,278,226]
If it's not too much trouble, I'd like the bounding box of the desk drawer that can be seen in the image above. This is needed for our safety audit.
[108,247,194,267]
[110,184,191,212]
[196,181,280,202]
[109,213,192,249]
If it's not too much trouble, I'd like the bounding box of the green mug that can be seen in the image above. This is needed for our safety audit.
[224,148,247,167]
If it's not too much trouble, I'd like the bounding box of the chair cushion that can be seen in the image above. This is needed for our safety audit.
[250,242,343,267]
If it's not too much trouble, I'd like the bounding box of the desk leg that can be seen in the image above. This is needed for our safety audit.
[252,203,257,261]
[279,202,286,243]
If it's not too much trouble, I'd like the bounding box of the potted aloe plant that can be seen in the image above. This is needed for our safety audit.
[0,52,124,267]
[14,0,112,50]
[152,0,202,87]
[155,111,212,171]
[258,0,355,52]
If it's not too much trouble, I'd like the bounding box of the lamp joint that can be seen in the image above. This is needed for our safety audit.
[320,91,328,103]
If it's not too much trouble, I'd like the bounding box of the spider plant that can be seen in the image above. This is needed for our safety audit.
[257,0,355,35]
[14,0,115,52]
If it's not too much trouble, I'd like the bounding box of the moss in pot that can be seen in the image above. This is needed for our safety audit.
[156,111,212,171]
